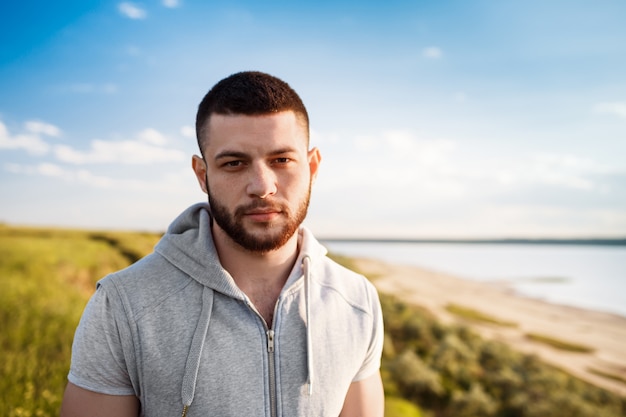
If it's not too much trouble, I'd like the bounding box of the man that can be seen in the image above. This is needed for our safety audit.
[60,71,384,416]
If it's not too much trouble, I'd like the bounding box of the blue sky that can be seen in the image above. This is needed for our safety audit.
[1,0,625,238]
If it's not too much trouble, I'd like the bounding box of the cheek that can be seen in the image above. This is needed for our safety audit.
[283,173,311,198]
[280,168,307,186]
[206,175,240,198]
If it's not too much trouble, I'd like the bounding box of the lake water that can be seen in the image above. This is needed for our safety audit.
[322,241,626,318]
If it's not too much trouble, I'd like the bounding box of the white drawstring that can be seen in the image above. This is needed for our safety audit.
[181,286,214,415]
[303,255,313,395]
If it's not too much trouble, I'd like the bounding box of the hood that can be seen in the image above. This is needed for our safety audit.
[154,202,245,300]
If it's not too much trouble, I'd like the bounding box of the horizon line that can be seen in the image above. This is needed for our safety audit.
[318,237,626,246]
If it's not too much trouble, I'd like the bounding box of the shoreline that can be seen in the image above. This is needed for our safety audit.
[352,256,626,396]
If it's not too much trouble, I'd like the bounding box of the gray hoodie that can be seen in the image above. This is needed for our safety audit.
[68,203,383,416]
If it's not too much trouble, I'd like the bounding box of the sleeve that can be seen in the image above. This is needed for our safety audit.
[352,281,384,382]
[67,282,137,396]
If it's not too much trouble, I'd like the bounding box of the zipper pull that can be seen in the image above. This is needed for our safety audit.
[267,329,275,353]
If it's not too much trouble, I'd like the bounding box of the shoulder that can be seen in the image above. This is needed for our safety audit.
[311,255,380,316]
[97,252,196,321]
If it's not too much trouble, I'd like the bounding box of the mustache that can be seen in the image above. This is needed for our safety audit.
[235,200,287,217]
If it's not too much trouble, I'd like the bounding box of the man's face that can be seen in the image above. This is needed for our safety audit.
[192,111,321,253]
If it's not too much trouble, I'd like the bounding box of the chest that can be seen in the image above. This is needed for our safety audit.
[245,286,282,326]
[135,289,369,416]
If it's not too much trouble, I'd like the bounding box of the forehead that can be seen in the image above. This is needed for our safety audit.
[201,111,308,153]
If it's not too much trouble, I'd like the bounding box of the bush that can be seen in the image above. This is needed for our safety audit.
[385,396,423,417]
[378,293,626,417]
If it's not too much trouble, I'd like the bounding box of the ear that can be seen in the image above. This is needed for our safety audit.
[191,155,208,194]
[307,147,322,183]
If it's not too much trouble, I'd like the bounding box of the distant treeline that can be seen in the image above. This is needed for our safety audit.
[322,237,626,246]
[1,225,624,417]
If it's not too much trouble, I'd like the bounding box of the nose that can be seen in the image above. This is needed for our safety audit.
[247,163,277,199]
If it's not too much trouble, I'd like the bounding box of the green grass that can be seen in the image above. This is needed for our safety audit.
[385,396,424,417]
[0,226,161,416]
[445,303,518,327]
[526,333,595,353]
[588,368,626,385]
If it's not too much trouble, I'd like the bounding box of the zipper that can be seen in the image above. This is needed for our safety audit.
[244,298,279,417]
[267,329,277,417]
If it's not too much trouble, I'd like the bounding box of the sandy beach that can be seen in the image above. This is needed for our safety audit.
[353,256,626,396]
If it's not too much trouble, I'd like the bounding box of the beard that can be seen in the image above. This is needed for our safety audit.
[207,184,311,253]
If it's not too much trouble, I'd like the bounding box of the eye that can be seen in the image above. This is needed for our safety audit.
[221,160,245,169]
[274,157,290,164]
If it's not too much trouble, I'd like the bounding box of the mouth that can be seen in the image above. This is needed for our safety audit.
[242,206,283,222]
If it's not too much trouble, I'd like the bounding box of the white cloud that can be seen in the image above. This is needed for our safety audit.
[54,129,185,165]
[315,128,622,209]
[352,135,377,152]
[311,130,625,238]
[38,162,66,177]
[383,130,416,153]
[422,46,443,59]
[309,129,343,147]
[459,152,619,194]
[118,2,147,19]
[4,161,195,194]
[74,169,117,188]
[25,121,62,137]
[180,125,195,138]
[316,129,462,198]
[526,153,615,190]
[0,120,51,155]
[593,101,626,119]
[138,128,168,146]
[4,162,34,174]
[5,162,97,184]
[380,130,457,168]
[350,129,457,164]
[8,162,117,188]
[162,0,180,8]
[1,120,185,165]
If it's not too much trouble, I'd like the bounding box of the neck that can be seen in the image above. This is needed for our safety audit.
[212,227,300,326]
[212,226,300,290]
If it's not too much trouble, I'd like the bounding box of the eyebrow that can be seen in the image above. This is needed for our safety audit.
[214,147,299,161]
[214,150,249,161]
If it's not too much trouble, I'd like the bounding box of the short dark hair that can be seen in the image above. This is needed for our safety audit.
[195,71,309,151]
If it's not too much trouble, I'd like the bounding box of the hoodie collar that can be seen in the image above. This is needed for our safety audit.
[155,202,244,299]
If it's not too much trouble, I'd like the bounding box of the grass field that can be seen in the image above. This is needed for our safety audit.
[0,225,161,416]
[1,225,624,417]
[445,303,518,327]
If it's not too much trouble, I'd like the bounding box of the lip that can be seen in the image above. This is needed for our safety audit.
[244,208,281,222]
